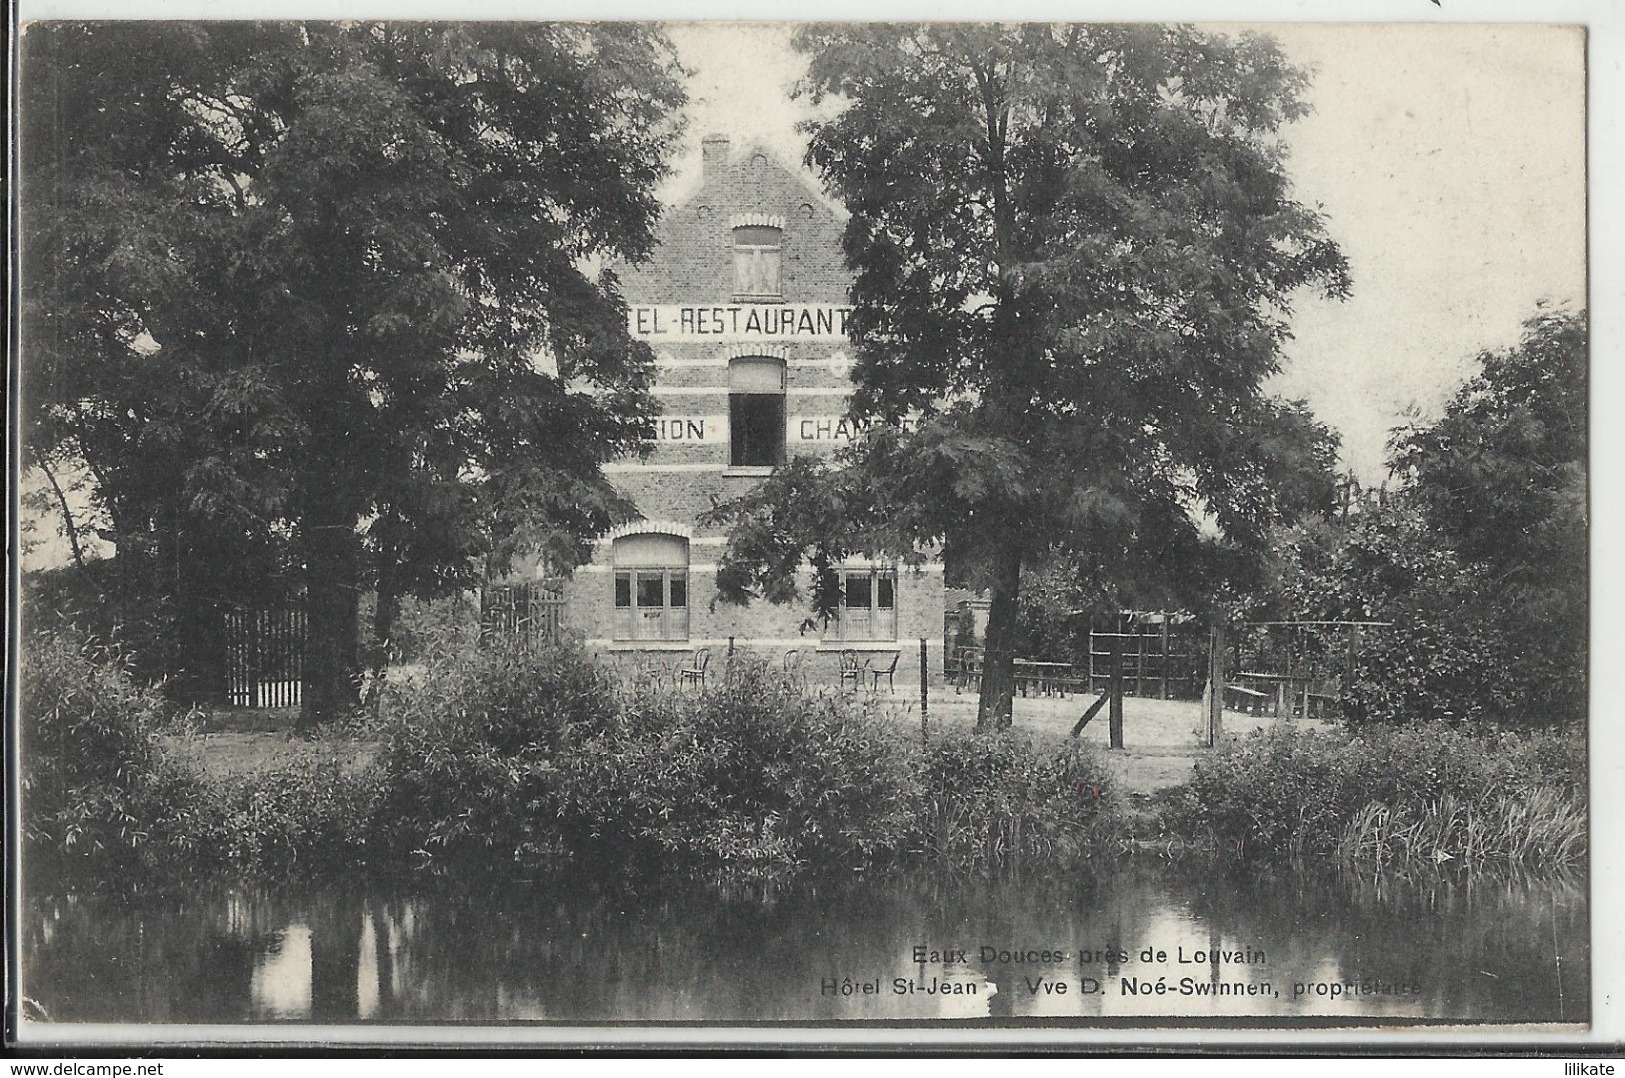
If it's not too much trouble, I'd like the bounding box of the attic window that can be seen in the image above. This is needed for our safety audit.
[733,225,782,300]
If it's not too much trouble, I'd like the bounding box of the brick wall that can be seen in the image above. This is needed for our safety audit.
[549,134,946,684]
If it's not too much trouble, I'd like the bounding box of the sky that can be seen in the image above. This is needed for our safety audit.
[660,21,1588,485]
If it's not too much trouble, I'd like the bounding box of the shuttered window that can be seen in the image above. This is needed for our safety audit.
[732,225,782,299]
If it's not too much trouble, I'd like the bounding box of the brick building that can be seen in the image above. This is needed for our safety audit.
[556,135,944,685]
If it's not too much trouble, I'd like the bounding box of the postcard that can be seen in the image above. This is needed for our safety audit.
[8,7,1615,1052]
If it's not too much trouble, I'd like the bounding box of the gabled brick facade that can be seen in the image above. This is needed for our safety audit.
[556,135,944,686]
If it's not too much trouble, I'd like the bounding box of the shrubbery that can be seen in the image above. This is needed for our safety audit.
[367,642,619,872]
[21,630,212,877]
[544,654,923,878]
[32,627,1580,884]
[369,648,1116,880]
[205,754,386,877]
[23,630,1127,884]
[920,732,1118,865]
[1169,723,1584,868]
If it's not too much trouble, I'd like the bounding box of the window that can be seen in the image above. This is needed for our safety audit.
[612,533,689,641]
[732,225,782,299]
[729,356,786,468]
[824,568,898,642]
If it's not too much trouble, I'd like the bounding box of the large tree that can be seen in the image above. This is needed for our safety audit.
[21,22,685,724]
[707,24,1348,727]
[1387,307,1586,723]
[1247,308,1586,726]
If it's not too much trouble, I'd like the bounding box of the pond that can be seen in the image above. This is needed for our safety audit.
[19,862,1586,1027]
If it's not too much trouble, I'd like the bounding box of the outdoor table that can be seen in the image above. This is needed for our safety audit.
[1014,659,1074,698]
[1234,671,1316,718]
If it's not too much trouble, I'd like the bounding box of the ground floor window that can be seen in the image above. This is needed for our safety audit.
[614,569,689,641]
[612,532,690,641]
[824,568,897,642]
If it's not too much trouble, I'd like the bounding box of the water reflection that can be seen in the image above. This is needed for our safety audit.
[20,862,1586,1025]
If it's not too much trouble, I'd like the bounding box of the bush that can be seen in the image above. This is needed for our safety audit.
[20,629,210,877]
[385,594,480,664]
[207,753,386,877]
[24,632,1133,884]
[1173,723,1585,867]
[550,655,922,878]
[368,640,618,871]
[21,564,184,695]
[919,732,1119,865]
[371,647,1125,881]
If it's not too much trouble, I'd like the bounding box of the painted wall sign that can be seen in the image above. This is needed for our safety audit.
[796,416,868,442]
[630,304,853,341]
[646,416,727,442]
[796,415,921,442]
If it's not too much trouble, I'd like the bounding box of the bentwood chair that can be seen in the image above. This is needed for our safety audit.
[679,647,710,690]
[783,648,807,692]
[837,650,865,692]
[869,651,900,694]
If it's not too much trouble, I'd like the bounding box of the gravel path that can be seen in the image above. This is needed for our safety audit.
[880,688,1328,795]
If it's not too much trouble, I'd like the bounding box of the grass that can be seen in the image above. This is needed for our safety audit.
[1337,788,1586,870]
[1167,722,1585,870]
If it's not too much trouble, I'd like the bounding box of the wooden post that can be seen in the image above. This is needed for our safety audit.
[1159,618,1170,700]
[1109,634,1125,750]
[1089,625,1097,695]
[1207,623,1226,748]
[1135,628,1145,698]
[919,637,929,749]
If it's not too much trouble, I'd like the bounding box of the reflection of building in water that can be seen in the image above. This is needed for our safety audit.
[544,135,945,685]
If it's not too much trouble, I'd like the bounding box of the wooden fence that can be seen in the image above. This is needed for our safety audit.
[223,605,307,708]
[480,580,565,649]
[1087,616,1205,699]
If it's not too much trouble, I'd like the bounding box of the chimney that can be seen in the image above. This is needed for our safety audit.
[701,134,730,180]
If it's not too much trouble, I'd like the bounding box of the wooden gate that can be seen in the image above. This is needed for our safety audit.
[223,605,307,708]
[1088,613,1204,700]
[480,580,565,649]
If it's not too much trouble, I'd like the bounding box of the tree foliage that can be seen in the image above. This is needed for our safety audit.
[1391,308,1586,597]
[21,22,686,721]
[707,24,1348,726]
[1260,309,1587,725]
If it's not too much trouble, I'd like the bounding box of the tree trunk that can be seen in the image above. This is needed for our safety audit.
[299,509,363,730]
[976,536,1024,731]
[362,578,399,711]
[37,459,86,571]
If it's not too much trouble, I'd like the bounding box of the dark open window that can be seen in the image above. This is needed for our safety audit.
[729,357,786,468]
